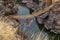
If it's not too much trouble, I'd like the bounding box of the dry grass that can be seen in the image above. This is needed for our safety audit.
[0,16,28,40]
[0,20,20,40]
[31,28,48,40]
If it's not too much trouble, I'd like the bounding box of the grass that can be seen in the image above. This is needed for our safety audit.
[35,21,60,40]
[31,27,60,40]
[0,17,27,40]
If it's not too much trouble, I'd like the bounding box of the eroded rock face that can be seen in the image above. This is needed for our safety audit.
[37,2,60,34]
[22,0,60,34]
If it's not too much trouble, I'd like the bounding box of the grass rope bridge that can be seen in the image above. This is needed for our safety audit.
[12,4,54,19]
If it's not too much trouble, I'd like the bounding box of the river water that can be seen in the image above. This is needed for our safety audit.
[18,6,48,40]
[18,6,60,40]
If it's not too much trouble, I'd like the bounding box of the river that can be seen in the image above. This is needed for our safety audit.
[0,0,59,40]
[18,5,60,40]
